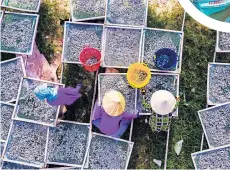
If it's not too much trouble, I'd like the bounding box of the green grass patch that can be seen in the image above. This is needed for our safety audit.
[166,15,215,168]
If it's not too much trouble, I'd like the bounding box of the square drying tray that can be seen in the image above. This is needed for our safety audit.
[142,27,184,73]
[62,22,104,64]
[102,25,143,68]
[98,73,137,114]
[207,63,230,105]
[191,144,230,170]
[105,0,148,26]
[13,77,64,127]
[70,0,105,21]
[46,120,90,168]
[136,73,180,116]
[1,0,41,13]
[216,31,230,53]
[0,12,39,55]
[83,132,133,170]
[0,57,26,103]
[0,102,15,142]
[2,120,48,168]
[198,102,230,148]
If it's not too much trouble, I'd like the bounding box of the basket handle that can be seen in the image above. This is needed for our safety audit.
[142,62,149,67]
[151,55,156,63]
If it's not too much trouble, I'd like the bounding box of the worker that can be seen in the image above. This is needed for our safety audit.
[149,90,179,132]
[34,83,82,106]
[92,90,140,138]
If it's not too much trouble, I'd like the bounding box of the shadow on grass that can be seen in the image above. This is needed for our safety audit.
[129,116,167,169]
[215,53,230,63]
[62,63,96,123]
[1,53,16,61]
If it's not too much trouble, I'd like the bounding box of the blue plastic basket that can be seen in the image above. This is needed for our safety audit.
[154,48,178,70]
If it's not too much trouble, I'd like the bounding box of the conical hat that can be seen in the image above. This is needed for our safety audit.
[150,90,176,115]
[102,90,126,117]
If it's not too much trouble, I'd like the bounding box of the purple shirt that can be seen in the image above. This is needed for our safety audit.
[47,86,82,106]
[93,105,138,135]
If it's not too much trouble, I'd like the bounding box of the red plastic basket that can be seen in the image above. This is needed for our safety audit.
[79,47,101,72]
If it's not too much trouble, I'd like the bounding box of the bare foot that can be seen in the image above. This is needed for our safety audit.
[105,68,119,73]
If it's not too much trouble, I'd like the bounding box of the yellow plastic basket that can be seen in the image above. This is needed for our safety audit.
[127,63,151,88]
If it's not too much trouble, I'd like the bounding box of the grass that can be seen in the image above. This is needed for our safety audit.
[36,0,69,63]
[166,15,216,169]
[132,1,216,169]
[62,63,96,123]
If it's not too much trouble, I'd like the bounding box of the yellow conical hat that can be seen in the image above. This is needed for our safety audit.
[102,90,126,117]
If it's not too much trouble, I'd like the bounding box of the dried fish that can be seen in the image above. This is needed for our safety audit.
[199,103,230,147]
[104,27,141,67]
[16,79,60,125]
[85,57,98,66]
[218,32,230,51]
[4,120,47,166]
[106,0,147,26]
[63,23,103,63]
[71,0,105,20]
[193,146,230,169]
[1,13,37,54]
[0,58,24,102]
[4,0,40,11]
[47,122,89,165]
[0,103,14,141]
[88,134,132,169]
[208,64,230,104]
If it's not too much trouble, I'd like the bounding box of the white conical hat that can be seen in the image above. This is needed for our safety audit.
[102,90,126,117]
[150,90,176,115]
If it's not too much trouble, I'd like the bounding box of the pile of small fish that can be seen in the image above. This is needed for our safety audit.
[106,0,146,26]
[72,0,105,20]
[4,120,47,166]
[199,103,230,147]
[16,79,59,125]
[0,59,24,102]
[47,122,89,165]
[85,57,98,66]
[5,0,40,11]
[104,27,141,67]
[218,32,230,51]
[64,24,102,62]
[0,104,14,141]
[88,134,130,169]
[1,13,36,53]
[193,146,230,169]
[136,70,148,82]
[208,64,230,104]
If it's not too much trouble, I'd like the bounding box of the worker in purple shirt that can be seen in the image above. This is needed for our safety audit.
[34,83,82,106]
[92,90,140,138]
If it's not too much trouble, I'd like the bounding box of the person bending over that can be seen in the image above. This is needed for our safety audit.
[92,90,140,138]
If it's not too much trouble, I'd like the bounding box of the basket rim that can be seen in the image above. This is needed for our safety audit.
[127,63,151,88]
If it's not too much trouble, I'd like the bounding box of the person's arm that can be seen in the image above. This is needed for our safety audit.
[93,100,103,120]
[122,111,139,120]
